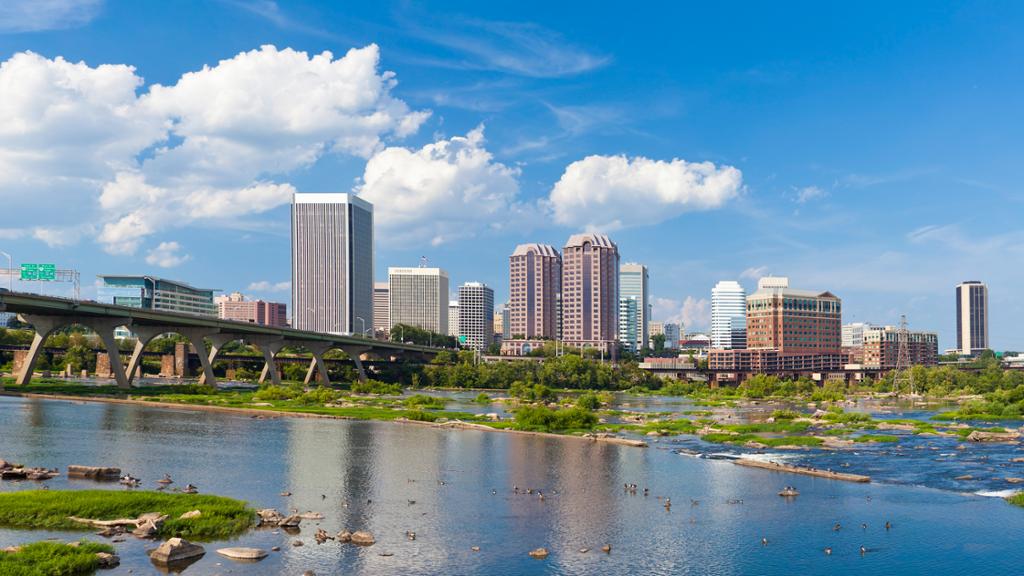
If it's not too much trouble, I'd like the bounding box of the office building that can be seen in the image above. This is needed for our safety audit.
[842,322,873,349]
[663,322,681,349]
[458,282,494,351]
[373,282,390,337]
[863,326,939,369]
[448,301,460,337]
[711,280,746,349]
[215,292,288,327]
[619,263,649,353]
[561,233,619,352]
[98,276,217,316]
[389,267,449,334]
[956,281,989,356]
[508,243,562,339]
[291,193,373,335]
[746,282,842,354]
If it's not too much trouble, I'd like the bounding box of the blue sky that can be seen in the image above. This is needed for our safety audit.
[1,1,1022,350]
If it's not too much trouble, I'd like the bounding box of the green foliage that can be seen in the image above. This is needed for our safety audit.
[575,392,602,410]
[404,410,439,422]
[350,379,402,395]
[474,392,492,404]
[418,353,662,391]
[390,323,457,348]
[295,387,340,406]
[1008,492,1024,508]
[513,406,598,432]
[510,382,556,403]
[0,490,254,541]
[721,421,811,434]
[770,409,801,420]
[853,434,899,443]
[0,540,114,576]
[700,433,823,447]
[403,394,447,409]
[252,384,302,401]
[820,409,872,424]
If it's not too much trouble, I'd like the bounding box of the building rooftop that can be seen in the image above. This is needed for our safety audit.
[749,287,839,299]
[98,275,218,293]
[565,233,616,249]
[511,243,560,257]
[293,192,373,211]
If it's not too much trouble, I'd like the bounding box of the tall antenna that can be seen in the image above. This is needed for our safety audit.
[892,314,913,396]
[419,256,428,268]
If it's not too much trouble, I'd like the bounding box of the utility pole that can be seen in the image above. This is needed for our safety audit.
[892,314,913,396]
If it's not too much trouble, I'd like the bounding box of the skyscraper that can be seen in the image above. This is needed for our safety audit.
[388,267,449,335]
[508,243,561,339]
[373,282,390,337]
[291,193,373,335]
[448,300,460,337]
[561,233,619,352]
[711,280,746,349]
[458,282,494,351]
[619,263,649,353]
[746,283,841,354]
[663,322,681,350]
[956,281,989,356]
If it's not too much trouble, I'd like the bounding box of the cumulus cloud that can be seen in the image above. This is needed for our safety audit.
[0,44,429,255]
[248,280,291,292]
[0,0,102,33]
[548,155,743,230]
[680,297,711,331]
[356,126,526,246]
[145,241,190,268]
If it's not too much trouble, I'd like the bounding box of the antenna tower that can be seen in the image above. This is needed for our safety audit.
[892,314,913,396]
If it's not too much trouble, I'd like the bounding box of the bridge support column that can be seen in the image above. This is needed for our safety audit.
[303,343,332,387]
[249,336,286,386]
[15,315,132,389]
[126,327,220,387]
[341,346,371,383]
[198,333,239,386]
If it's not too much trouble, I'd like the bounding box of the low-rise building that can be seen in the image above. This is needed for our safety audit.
[215,292,288,328]
[99,275,217,317]
[862,326,938,368]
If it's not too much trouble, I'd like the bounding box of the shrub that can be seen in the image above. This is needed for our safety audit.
[405,410,439,422]
[576,392,602,410]
[351,379,402,395]
[253,384,302,401]
[295,387,340,406]
[404,394,447,409]
[513,406,598,432]
[770,409,801,420]
[510,382,556,403]
[474,392,492,404]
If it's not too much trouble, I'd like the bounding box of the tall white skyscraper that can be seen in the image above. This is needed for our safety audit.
[373,282,390,337]
[448,300,460,337]
[619,263,649,353]
[291,193,373,335]
[956,280,989,356]
[458,282,494,351]
[389,267,449,335]
[711,280,746,349]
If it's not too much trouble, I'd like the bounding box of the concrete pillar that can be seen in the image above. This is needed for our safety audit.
[174,342,188,377]
[197,333,237,386]
[96,353,112,378]
[249,336,285,387]
[160,354,175,377]
[302,342,332,387]
[340,346,371,383]
[15,315,131,389]
[126,326,219,387]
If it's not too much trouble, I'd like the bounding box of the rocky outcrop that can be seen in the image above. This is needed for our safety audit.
[256,508,285,526]
[216,547,268,561]
[966,430,1019,442]
[66,465,121,480]
[350,531,375,546]
[278,514,302,528]
[528,547,549,559]
[95,552,120,569]
[336,530,352,543]
[149,538,205,565]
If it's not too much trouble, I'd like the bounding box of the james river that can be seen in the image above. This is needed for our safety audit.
[1,394,1023,575]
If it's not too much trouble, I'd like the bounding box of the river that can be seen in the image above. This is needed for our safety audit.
[0,395,1022,575]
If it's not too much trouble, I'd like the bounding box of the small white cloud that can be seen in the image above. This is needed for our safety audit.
[795,185,826,203]
[247,280,291,292]
[0,228,27,240]
[145,241,190,268]
[0,0,102,33]
[33,226,89,247]
[740,266,768,280]
[681,297,711,331]
[548,155,743,231]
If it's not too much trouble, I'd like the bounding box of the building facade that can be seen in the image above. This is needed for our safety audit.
[862,326,939,369]
[98,276,217,317]
[711,280,747,350]
[619,263,650,353]
[746,284,842,355]
[956,281,989,356]
[215,292,288,327]
[389,267,449,335]
[448,301,460,337]
[373,282,390,338]
[458,282,494,351]
[508,243,561,339]
[561,234,619,352]
[663,322,681,350]
[291,193,373,335]
[842,322,873,348]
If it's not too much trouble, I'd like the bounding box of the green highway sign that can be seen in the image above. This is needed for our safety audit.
[20,263,56,281]
[458,335,467,343]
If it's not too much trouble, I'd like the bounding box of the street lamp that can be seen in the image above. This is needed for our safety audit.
[355,316,371,338]
[0,251,11,292]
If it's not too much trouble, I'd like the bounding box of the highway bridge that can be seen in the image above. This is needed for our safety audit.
[0,292,440,390]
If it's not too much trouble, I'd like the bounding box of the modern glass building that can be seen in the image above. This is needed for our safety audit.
[711,280,747,349]
[388,267,449,335]
[291,193,374,335]
[956,280,989,356]
[97,275,217,317]
[458,282,494,351]
[619,263,649,353]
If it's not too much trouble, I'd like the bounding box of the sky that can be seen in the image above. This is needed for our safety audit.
[1,0,1023,351]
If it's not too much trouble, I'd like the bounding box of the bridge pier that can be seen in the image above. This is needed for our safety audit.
[198,333,240,386]
[14,315,132,389]
[248,336,286,386]
[341,345,371,383]
[125,326,220,387]
[303,342,332,387]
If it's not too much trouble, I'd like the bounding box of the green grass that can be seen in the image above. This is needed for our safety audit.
[403,394,448,409]
[720,421,811,434]
[699,432,823,447]
[0,541,113,576]
[933,411,1024,422]
[1009,492,1024,508]
[512,405,598,433]
[853,434,900,443]
[0,490,254,541]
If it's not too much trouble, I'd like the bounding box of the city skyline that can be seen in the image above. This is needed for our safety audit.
[1,2,1023,350]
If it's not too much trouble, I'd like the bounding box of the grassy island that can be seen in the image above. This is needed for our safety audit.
[0,490,254,540]
[0,541,114,576]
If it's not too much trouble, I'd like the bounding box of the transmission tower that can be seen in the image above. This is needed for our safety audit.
[892,314,914,396]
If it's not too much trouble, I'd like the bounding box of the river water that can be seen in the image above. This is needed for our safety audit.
[1,395,1023,575]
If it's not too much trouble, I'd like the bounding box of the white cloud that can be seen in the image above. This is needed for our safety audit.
[356,126,526,246]
[247,280,291,292]
[32,226,90,247]
[0,0,102,33]
[0,229,27,240]
[795,185,826,203]
[680,297,711,331]
[740,265,768,280]
[548,155,743,231]
[0,45,429,255]
[144,241,190,268]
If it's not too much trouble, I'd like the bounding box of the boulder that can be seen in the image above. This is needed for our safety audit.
[955,474,973,481]
[351,531,375,546]
[298,511,324,520]
[66,465,121,480]
[95,552,120,569]
[132,519,161,538]
[278,514,302,528]
[336,530,352,543]
[216,547,269,561]
[528,547,549,559]
[179,510,202,520]
[967,430,1019,442]
[1006,477,1024,484]
[1012,457,1024,463]
[257,508,284,526]
[149,538,205,565]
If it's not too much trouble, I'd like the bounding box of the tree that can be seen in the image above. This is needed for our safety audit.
[652,333,666,353]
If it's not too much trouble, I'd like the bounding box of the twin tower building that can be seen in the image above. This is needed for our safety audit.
[290,193,647,355]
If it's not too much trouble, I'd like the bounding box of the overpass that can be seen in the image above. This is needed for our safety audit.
[0,292,440,390]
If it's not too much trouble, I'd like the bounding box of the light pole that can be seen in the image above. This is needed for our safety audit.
[0,251,11,292]
[356,316,370,338]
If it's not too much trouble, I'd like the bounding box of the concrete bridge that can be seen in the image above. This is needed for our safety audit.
[0,292,440,390]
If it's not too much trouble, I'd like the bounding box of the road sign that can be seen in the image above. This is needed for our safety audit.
[20,263,56,281]
[458,335,467,344]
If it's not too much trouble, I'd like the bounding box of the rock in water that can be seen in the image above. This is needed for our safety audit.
[149,538,205,565]
[351,531,376,546]
[257,508,285,526]
[336,530,352,543]
[278,514,302,528]
[528,547,549,559]
[95,552,120,569]
[216,547,269,561]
